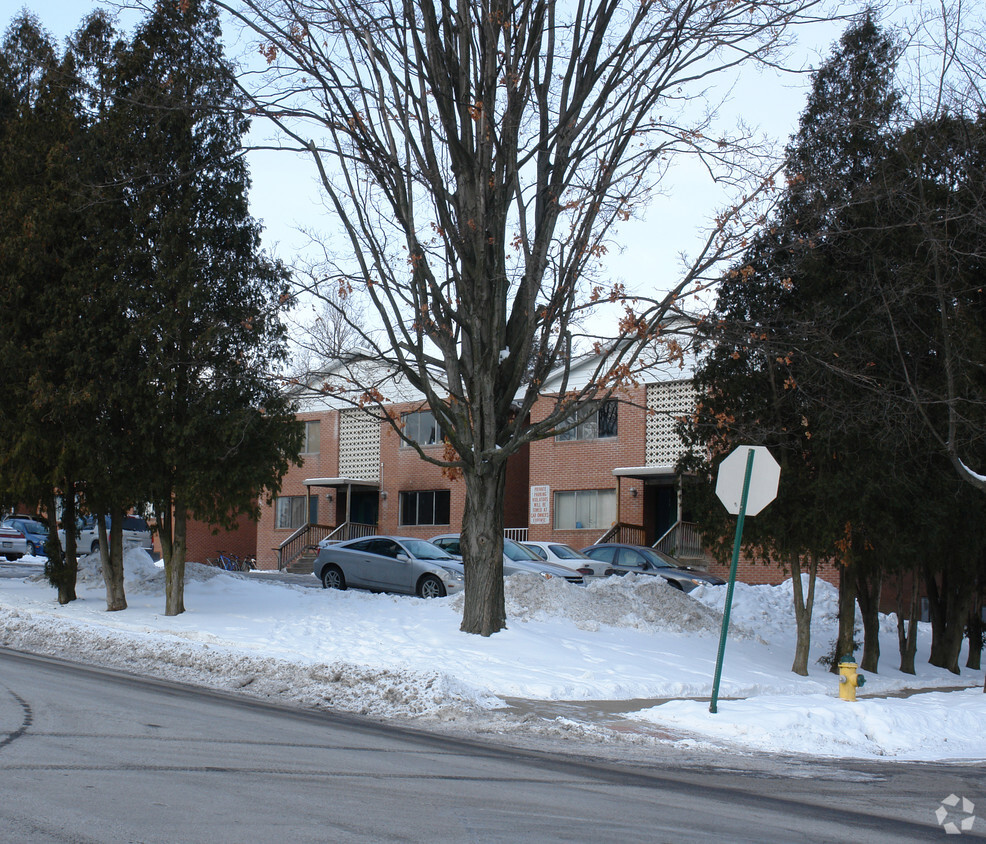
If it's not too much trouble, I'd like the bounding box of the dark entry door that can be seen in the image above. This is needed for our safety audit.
[350,491,379,525]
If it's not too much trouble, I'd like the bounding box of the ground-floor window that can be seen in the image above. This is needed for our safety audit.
[275,495,317,530]
[399,490,451,526]
[553,489,616,530]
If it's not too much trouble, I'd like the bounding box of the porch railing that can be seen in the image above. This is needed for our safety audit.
[323,521,377,543]
[652,520,704,561]
[504,527,529,542]
[277,523,335,570]
[593,522,646,546]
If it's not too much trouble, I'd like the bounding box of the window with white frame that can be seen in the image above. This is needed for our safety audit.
[556,400,618,441]
[302,420,320,454]
[553,489,616,530]
[399,490,451,526]
[401,410,442,446]
[275,495,317,530]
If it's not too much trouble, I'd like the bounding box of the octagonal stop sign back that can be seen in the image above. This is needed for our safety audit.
[715,445,780,516]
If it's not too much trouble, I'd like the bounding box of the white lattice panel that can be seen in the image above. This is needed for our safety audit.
[646,381,697,466]
[339,409,381,480]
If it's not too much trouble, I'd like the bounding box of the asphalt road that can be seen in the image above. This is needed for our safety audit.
[0,648,981,843]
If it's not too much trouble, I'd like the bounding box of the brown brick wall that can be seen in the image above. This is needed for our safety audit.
[527,387,647,548]
[256,409,340,569]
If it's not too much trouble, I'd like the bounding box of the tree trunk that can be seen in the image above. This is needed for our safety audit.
[855,567,882,674]
[966,606,982,671]
[790,551,818,676]
[45,486,76,605]
[895,570,919,675]
[459,462,507,636]
[165,502,187,616]
[98,507,127,611]
[925,563,975,674]
[967,566,983,670]
[831,561,858,673]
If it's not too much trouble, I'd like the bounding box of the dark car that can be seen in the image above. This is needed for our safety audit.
[1,517,49,557]
[580,543,725,592]
[314,535,465,598]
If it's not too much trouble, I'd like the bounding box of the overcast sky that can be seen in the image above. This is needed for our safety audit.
[11,2,849,325]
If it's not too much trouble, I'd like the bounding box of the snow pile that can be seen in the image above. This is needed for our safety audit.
[450,572,754,638]
[76,549,226,593]
[631,689,986,760]
[1,556,983,760]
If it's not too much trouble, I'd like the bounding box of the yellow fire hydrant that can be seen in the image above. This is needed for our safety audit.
[838,658,866,701]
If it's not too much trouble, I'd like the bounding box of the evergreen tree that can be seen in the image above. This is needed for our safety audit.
[107,0,301,616]
[681,15,904,675]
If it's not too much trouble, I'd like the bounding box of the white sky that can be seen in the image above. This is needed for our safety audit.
[13,1,849,301]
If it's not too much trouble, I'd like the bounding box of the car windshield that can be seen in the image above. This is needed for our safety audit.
[503,538,542,561]
[636,547,674,568]
[401,539,454,560]
[547,544,586,560]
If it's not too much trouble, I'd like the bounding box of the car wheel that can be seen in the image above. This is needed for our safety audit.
[27,542,37,556]
[321,565,346,590]
[664,578,684,591]
[90,541,100,554]
[417,574,446,599]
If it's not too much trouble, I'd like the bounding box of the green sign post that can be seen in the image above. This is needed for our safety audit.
[709,445,780,714]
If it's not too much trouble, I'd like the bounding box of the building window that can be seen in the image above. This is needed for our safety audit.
[553,489,616,530]
[556,400,618,441]
[302,420,320,454]
[276,495,317,530]
[399,490,451,526]
[401,410,442,446]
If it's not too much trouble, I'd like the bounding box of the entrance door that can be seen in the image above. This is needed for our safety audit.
[653,484,677,540]
[350,491,379,526]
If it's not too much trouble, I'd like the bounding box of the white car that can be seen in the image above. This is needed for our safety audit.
[522,541,607,577]
[59,515,153,555]
[429,534,584,584]
[0,523,28,560]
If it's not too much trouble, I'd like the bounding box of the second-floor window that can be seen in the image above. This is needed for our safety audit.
[556,400,618,441]
[402,410,441,446]
[302,420,320,454]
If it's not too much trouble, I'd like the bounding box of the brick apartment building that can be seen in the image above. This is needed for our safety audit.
[249,353,734,575]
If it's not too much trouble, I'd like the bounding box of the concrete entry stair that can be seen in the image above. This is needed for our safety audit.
[285,545,318,575]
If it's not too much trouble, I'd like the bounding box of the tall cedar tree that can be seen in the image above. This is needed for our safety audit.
[680,16,904,675]
[108,0,302,616]
[0,14,115,603]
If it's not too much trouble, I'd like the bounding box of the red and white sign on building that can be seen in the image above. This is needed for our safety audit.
[529,485,550,525]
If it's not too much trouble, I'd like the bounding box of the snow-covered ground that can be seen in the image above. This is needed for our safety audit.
[1,551,983,762]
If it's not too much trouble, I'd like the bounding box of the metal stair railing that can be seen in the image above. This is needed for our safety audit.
[594,522,645,545]
[323,521,377,543]
[276,523,335,570]
[652,520,703,560]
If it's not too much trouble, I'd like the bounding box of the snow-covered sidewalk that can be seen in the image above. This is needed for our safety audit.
[0,551,982,762]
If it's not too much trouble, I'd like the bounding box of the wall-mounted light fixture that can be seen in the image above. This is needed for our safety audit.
[325,493,333,502]
[629,487,638,498]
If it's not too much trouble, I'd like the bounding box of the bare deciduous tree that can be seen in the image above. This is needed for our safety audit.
[218,0,826,634]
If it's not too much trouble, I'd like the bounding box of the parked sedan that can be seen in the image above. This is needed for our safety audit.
[430,534,584,585]
[580,543,725,593]
[314,536,464,598]
[0,523,28,560]
[522,541,606,577]
[2,517,49,557]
